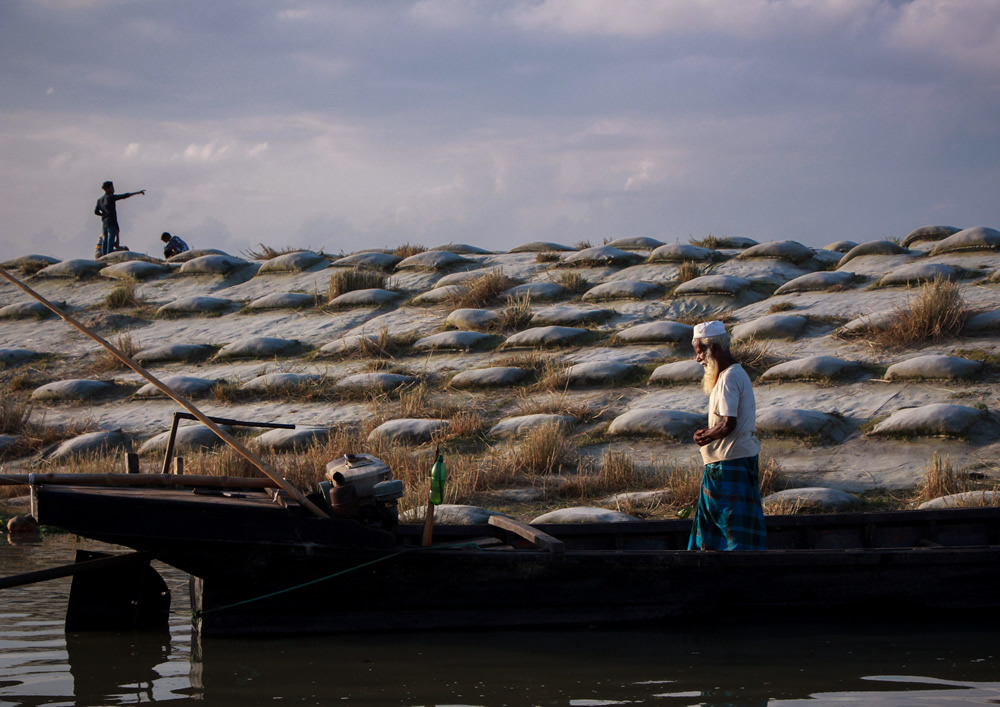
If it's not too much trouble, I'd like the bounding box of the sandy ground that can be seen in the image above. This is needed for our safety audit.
[2,238,999,498]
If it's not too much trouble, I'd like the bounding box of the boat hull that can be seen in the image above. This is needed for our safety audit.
[30,481,1000,636]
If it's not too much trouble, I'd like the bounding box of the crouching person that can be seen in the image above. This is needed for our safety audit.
[688,320,767,551]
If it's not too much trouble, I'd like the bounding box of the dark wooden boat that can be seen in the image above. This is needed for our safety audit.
[18,470,1000,637]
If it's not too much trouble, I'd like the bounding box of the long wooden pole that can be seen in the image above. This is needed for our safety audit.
[0,268,328,519]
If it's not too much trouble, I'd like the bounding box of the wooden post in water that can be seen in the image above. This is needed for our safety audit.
[0,268,328,519]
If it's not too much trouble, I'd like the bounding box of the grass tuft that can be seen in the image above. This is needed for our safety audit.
[497,293,533,331]
[328,268,388,299]
[104,278,143,308]
[450,268,519,309]
[676,261,703,283]
[864,277,969,349]
[555,271,589,294]
[731,336,782,374]
[393,243,426,259]
[20,258,51,276]
[689,234,721,249]
[241,244,305,260]
[510,421,578,475]
[91,332,140,373]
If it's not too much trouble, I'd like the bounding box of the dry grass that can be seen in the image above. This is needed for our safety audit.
[328,268,388,299]
[768,301,796,313]
[559,456,704,513]
[321,328,415,361]
[907,453,998,507]
[555,271,589,294]
[104,278,143,308]
[7,372,38,392]
[397,382,431,418]
[676,261,703,283]
[497,293,533,331]
[0,396,97,459]
[393,243,426,259]
[90,332,140,373]
[532,358,572,392]
[865,277,969,349]
[763,497,809,516]
[758,454,784,497]
[535,252,561,263]
[0,397,31,436]
[241,244,306,260]
[689,235,722,249]
[514,390,608,424]
[508,421,578,475]
[20,258,51,276]
[731,336,782,374]
[450,268,519,309]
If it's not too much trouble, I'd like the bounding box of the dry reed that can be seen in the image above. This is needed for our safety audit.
[104,278,142,308]
[393,243,426,259]
[676,261,703,283]
[450,268,518,309]
[869,277,969,349]
[328,268,388,299]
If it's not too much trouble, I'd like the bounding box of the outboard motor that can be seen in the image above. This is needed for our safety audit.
[322,454,403,530]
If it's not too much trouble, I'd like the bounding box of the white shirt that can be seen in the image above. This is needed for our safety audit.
[700,363,761,463]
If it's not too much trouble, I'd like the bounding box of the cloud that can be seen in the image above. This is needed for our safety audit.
[886,0,1000,78]
[183,142,231,162]
[247,142,269,158]
[415,0,886,40]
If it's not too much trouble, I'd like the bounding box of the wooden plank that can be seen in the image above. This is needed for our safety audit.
[0,473,279,488]
[488,515,565,553]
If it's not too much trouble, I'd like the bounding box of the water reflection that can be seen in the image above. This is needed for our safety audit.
[1,535,999,706]
[185,623,1000,706]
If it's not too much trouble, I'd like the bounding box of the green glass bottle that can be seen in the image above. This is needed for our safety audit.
[429,455,447,505]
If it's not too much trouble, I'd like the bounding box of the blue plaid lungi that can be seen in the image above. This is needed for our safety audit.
[687,455,767,551]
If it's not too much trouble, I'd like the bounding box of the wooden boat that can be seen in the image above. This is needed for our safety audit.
[14,469,1000,637]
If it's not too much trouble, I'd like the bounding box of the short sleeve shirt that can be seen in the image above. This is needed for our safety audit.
[700,363,760,463]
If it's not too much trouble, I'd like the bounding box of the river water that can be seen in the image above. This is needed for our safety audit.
[1,534,998,706]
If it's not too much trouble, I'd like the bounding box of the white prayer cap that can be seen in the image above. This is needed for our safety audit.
[692,320,727,339]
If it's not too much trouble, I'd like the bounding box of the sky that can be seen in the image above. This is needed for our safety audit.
[1,0,999,261]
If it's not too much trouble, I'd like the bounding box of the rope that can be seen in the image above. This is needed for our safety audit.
[192,541,484,618]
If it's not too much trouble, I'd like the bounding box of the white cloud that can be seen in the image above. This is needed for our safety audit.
[247,142,269,158]
[183,142,231,162]
[886,0,1000,78]
[504,0,883,40]
[123,143,140,158]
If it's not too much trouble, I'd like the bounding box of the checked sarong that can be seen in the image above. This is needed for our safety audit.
[687,455,767,551]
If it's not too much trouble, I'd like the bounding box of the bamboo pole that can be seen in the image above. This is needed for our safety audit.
[0,268,328,519]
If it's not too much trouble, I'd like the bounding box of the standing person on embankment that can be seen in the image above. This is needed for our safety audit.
[94,180,145,256]
[688,320,767,551]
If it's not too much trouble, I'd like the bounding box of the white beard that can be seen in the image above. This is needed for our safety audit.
[702,355,720,395]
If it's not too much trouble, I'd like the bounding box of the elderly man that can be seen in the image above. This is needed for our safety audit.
[688,320,767,551]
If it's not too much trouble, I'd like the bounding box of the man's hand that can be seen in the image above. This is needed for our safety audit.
[137,190,146,196]
[693,417,737,447]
